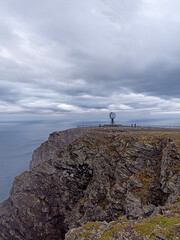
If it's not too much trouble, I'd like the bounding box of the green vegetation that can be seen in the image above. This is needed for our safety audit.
[96,224,122,240]
[120,217,129,223]
[81,231,94,238]
[70,201,180,240]
[72,221,105,238]
[133,214,180,239]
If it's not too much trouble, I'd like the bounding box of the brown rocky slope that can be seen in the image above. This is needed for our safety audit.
[0,127,179,239]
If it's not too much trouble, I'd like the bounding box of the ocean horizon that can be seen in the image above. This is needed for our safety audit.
[0,118,179,202]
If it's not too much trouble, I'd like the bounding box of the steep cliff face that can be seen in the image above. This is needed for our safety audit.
[0,127,179,240]
[29,128,88,170]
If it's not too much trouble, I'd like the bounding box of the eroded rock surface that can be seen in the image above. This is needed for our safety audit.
[65,201,180,239]
[0,127,179,240]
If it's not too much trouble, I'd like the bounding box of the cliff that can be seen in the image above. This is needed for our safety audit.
[65,200,180,239]
[0,127,179,240]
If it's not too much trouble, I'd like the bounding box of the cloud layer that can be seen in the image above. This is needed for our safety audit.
[0,0,180,122]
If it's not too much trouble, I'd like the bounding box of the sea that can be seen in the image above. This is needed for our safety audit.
[0,118,179,202]
[0,120,78,202]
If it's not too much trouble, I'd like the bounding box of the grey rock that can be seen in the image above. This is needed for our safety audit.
[0,127,179,239]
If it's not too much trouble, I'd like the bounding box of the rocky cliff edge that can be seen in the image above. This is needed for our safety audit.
[0,127,179,240]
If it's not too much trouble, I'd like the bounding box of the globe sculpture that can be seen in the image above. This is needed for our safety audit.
[109,112,116,125]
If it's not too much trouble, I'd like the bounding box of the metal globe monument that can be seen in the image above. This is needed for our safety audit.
[109,112,116,125]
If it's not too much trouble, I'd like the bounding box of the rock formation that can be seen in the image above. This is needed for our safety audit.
[65,201,180,239]
[0,127,179,240]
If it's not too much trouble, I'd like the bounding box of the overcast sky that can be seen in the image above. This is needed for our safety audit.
[0,0,180,124]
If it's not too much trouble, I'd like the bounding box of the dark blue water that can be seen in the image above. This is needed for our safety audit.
[0,120,77,202]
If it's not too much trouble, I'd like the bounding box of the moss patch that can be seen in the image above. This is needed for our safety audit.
[81,231,94,238]
[133,214,180,239]
[72,221,105,238]
[96,224,123,240]
[68,203,180,240]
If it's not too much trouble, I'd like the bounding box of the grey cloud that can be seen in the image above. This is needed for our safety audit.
[0,0,180,120]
